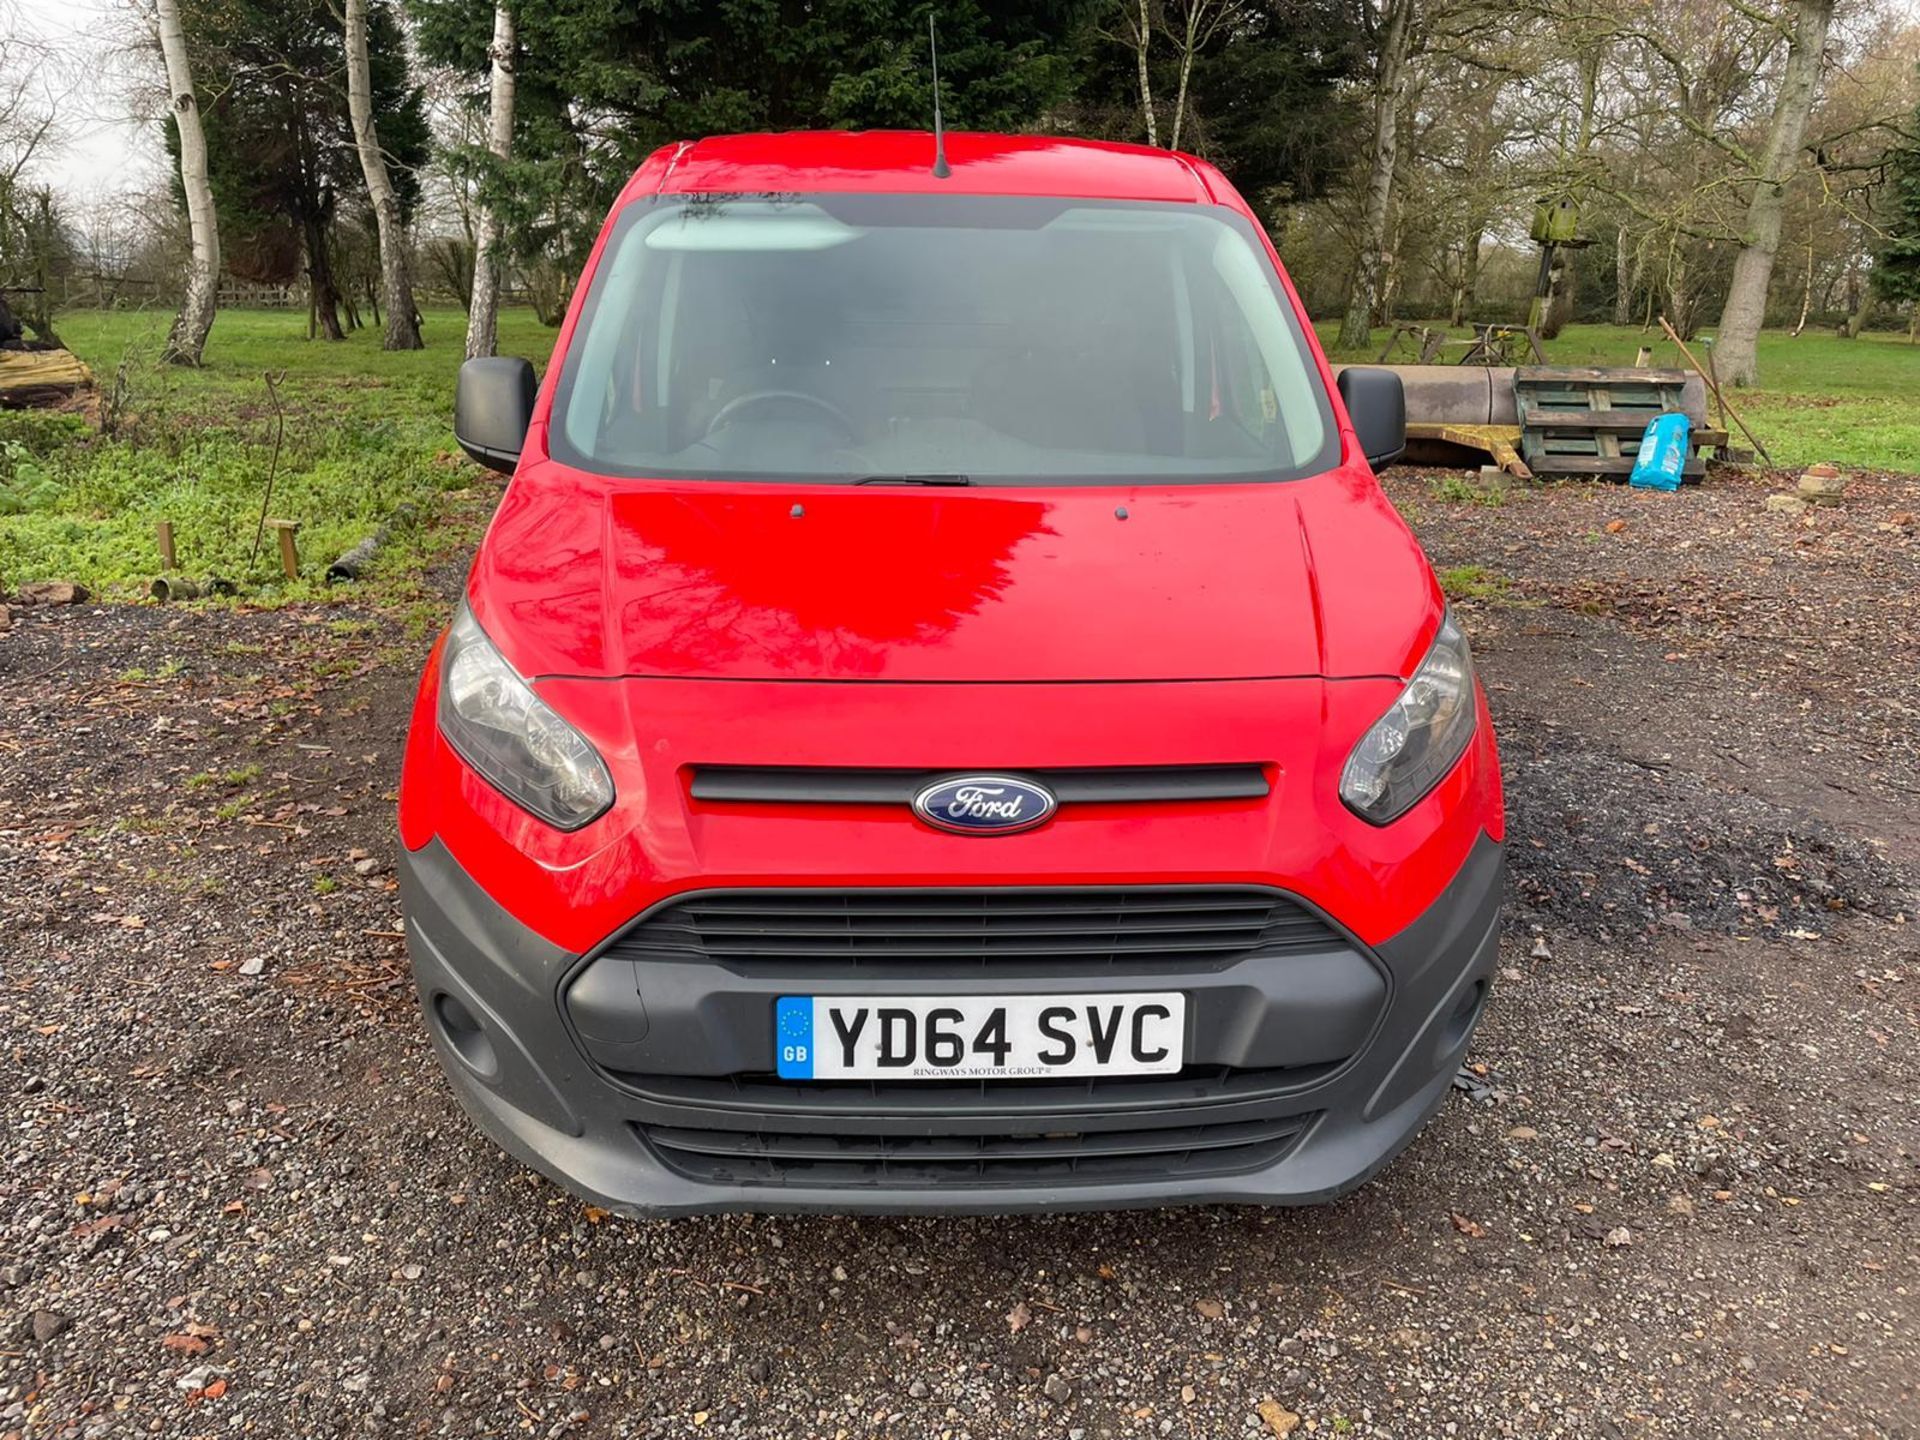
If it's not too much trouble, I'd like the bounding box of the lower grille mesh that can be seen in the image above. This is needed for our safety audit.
[636,1112,1315,1187]
[612,1063,1337,1116]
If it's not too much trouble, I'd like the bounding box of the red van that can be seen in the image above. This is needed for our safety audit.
[398,132,1504,1215]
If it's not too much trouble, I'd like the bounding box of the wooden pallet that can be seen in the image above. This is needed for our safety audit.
[0,347,93,409]
[1514,366,1717,480]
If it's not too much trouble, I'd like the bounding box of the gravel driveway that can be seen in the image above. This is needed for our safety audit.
[3,467,1915,1439]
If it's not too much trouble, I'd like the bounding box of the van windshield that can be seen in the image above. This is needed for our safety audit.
[551,193,1336,485]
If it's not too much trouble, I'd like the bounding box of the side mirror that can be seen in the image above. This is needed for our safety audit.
[454,357,536,474]
[1336,366,1407,470]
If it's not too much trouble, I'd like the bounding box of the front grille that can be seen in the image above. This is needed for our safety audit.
[595,887,1355,1189]
[602,886,1347,975]
[636,1111,1316,1187]
[690,764,1270,805]
[610,1063,1340,1119]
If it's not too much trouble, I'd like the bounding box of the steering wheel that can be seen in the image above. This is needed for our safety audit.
[706,389,857,440]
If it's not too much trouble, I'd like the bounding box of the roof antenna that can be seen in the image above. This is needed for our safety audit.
[928,14,951,179]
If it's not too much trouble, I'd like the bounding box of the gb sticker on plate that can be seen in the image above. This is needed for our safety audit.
[775,996,816,1079]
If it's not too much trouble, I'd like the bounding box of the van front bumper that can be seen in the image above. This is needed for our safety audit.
[399,833,1504,1216]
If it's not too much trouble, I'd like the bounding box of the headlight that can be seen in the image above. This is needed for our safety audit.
[1340,613,1477,824]
[438,606,614,830]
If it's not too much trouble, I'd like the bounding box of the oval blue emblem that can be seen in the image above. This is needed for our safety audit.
[912,774,1057,836]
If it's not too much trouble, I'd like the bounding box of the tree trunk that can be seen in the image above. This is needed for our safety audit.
[303,213,345,341]
[1450,230,1480,326]
[1712,0,1835,386]
[1789,234,1813,336]
[1667,248,1697,339]
[1542,248,1576,339]
[23,189,62,348]
[1613,224,1633,326]
[345,0,422,350]
[1166,0,1220,151]
[1336,0,1413,353]
[466,1,516,361]
[1169,32,1194,150]
[1842,290,1874,338]
[156,0,219,366]
[1132,0,1157,146]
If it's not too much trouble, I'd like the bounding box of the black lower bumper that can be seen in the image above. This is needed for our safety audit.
[399,836,1504,1216]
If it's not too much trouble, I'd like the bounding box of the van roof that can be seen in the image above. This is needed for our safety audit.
[624,131,1220,205]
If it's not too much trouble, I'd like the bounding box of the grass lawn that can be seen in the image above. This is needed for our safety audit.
[3,306,1916,600]
[1318,319,1920,473]
[0,305,557,605]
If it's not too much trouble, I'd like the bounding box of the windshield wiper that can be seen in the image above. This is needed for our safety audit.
[852,473,973,486]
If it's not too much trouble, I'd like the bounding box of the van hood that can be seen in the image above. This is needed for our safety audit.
[469,463,1443,684]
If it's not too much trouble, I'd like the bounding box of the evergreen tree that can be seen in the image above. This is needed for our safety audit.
[409,0,1096,309]
[171,0,427,340]
[1870,87,1920,336]
[1071,0,1366,207]
[410,0,1361,322]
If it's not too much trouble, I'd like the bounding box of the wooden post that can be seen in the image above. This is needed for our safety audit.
[268,519,300,579]
[1657,316,1774,466]
[156,520,177,571]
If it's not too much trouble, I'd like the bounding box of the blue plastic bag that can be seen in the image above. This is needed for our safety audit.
[1628,412,1691,491]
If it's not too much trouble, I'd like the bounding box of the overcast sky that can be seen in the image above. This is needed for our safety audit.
[14,0,165,199]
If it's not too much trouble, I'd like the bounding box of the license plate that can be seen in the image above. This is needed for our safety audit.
[774,993,1186,1081]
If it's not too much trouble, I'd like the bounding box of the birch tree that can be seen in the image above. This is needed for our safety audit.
[1337,0,1415,351]
[156,0,219,366]
[1099,0,1159,146]
[345,0,422,349]
[1163,0,1228,152]
[465,1,514,360]
[1713,0,1836,385]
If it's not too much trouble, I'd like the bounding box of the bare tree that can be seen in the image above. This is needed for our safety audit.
[465,1,515,360]
[1713,0,1835,385]
[1163,0,1228,151]
[0,10,68,190]
[0,0,70,343]
[1100,0,1159,146]
[155,0,219,365]
[345,0,422,349]
[1337,0,1415,351]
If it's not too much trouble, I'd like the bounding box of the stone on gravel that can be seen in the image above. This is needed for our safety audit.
[1764,492,1809,514]
[1043,1372,1072,1404]
[1797,464,1847,505]
[1256,1397,1301,1435]
[14,580,89,605]
[29,1309,71,1343]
